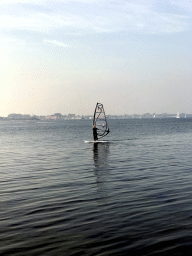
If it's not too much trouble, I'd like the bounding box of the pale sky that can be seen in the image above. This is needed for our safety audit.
[1,0,192,116]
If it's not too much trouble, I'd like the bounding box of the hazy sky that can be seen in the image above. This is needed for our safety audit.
[1,0,192,116]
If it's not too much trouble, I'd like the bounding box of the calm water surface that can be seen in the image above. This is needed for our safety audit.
[1,119,192,255]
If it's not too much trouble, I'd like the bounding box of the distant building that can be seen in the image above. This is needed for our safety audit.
[142,113,153,118]
[54,113,62,119]
[132,114,141,119]
[45,115,57,120]
[61,115,67,119]
[8,114,23,119]
[68,114,76,119]
[8,114,31,120]
[31,115,39,120]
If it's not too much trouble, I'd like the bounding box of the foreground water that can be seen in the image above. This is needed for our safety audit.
[1,118,192,255]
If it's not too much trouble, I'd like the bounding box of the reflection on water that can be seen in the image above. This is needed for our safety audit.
[1,119,192,255]
[93,142,110,201]
[93,142,110,168]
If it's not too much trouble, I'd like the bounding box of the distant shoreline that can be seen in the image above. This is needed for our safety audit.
[1,115,192,121]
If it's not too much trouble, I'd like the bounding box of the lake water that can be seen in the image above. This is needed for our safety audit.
[1,118,192,255]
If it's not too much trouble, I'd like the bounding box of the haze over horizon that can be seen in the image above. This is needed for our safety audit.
[1,0,192,117]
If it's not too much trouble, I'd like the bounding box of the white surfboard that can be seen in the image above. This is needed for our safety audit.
[84,140,108,143]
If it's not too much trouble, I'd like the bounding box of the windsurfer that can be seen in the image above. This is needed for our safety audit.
[93,125,98,141]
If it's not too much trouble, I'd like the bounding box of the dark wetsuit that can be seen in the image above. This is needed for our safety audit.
[93,127,98,141]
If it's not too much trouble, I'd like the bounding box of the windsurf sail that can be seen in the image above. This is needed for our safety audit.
[93,103,110,140]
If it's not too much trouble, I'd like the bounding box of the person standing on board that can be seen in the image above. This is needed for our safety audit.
[93,125,98,141]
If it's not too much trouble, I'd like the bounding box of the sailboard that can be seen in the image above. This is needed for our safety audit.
[93,102,110,140]
[84,140,108,143]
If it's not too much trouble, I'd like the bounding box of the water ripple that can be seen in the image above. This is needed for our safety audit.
[1,119,192,255]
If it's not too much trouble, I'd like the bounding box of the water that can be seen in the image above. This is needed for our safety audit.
[1,118,192,255]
